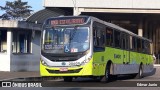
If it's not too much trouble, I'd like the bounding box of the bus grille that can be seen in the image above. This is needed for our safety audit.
[46,68,82,73]
[50,57,77,61]
[45,55,83,62]
[41,51,85,62]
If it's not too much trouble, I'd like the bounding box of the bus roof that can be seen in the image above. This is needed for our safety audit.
[89,16,152,42]
[46,15,152,42]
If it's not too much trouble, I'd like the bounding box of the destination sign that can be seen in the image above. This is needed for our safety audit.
[50,17,88,25]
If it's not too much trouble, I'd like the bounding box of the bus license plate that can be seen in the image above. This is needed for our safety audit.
[60,68,68,71]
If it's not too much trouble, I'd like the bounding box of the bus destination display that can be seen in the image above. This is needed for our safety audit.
[50,17,87,25]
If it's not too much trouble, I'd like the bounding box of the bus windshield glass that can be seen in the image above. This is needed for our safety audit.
[42,26,89,53]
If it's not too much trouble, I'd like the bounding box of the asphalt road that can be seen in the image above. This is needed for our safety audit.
[1,66,160,90]
[40,66,160,89]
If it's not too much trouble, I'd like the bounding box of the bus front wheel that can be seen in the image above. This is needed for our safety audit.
[101,64,112,82]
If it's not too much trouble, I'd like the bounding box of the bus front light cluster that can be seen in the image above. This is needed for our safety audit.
[81,56,92,65]
[41,59,49,66]
[86,57,92,63]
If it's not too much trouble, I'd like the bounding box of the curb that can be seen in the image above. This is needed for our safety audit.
[0,78,16,81]
[154,64,160,67]
[0,76,62,81]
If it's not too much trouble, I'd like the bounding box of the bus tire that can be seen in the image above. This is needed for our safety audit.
[101,64,112,82]
[63,77,73,82]
[135,64,143,79]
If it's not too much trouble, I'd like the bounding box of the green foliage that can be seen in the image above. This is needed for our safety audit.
[0,0,33,20]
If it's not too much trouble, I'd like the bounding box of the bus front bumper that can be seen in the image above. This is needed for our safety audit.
[40,61,93,77]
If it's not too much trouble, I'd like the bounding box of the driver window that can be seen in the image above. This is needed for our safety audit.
[93,22,105,52]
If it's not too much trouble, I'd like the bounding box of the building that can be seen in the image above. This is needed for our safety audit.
[0,20,41,71]
[0,9,67,71]
[43,0,160,64]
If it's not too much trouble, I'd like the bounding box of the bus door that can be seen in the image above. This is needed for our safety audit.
[121,33,130,64]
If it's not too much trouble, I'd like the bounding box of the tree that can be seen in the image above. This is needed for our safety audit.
[0,0,33,20]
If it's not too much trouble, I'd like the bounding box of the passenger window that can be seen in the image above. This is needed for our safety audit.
[130,36,133,50]
[126,35,129,50]
[145,41,151,54]
[114,30,121,48]
[121,33,126,49]
[121,33,129,50]
[106,27,113,47]
[149,42,152,54]
[137,38,142,52]
[131,36,137,51]
[142,40,145,53]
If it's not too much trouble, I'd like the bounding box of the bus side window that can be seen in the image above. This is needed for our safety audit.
[93,29,105,52]
[133,37,137,51]
[130,36,133,50]
[146,41,151,54]
[93,28,97,46]
[121,33,126,49]
[137,38,142,52]
[93,22,105,52]
[96,29,105,46]
[121,33,129,50]
[149,42,152,54]
[114,30,121,48]
[106,27,113,47]
[142,40,145,53]
[130,36,137,51]
[126,34,129,50]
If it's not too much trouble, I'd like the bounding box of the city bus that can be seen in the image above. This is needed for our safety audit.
[40,16,154,82]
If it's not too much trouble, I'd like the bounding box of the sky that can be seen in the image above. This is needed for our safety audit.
[0,0,44,15]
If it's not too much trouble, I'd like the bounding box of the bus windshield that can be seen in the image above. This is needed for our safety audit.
[42,26,90,53]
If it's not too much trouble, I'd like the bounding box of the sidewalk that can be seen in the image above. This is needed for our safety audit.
[0,71,40,81]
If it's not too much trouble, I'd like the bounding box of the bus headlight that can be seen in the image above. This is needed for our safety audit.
[86,57,92,63]
[41,60,49,66]
[81,56,92,65]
